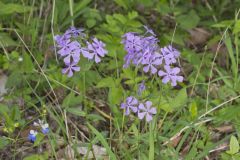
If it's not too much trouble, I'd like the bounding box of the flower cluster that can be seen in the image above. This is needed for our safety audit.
[54,26,108,77]
[121,96,157,122]
[28,119,49,142]
[122,26,183,86]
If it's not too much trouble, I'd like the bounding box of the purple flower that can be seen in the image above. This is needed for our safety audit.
[121,96,138,115]
[58,41,81,64]
[83,38,108,63]
[137,47,152,65]
[122,33,142,54]
[138,101,157,122]
[158,65,183,86]
[142,36,158,49]
[122,31,159,68]
[54,34,71,48]
[123,53,134,68]
[62,61,80,77]
[160,45,180,65]
[142,54,162,74]
[65,26,86,38]
[143,25,156,36]
[138,81,146,95]
[28,130,38,142]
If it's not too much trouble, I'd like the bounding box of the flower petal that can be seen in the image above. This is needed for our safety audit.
[146,113,153,122]
[138,112,146,120]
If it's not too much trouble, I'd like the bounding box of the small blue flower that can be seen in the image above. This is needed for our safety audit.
[28,130,38,142]
[41,124,49,134]
[33,119,50,135]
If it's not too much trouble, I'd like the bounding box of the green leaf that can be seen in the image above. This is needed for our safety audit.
[128,11,138,20]
[158,99,172,112]
[5,71,23,88]
[22,53,34,73]
[0,2,32,15]
[0,137,10,149]
[114,0,129,9]
[233,20,240,34]
[0,104,9,114]
[108,87,123,105]
[176,10,200,29]
[113,14,127,24]
[0,33,17,47]
[34,133,45,147]
[225,33,238,81]
[96,77,115,88]
[211,20,234,28]
[62,92,82,108]
[10,106,21,121]
[189,101,198,119]
[227,136,239,155]
[74,0,92,13]
[23,154,44,160]
[170,88,188,109]
[66,108,86,117]
[86,19,96,28]
[87,123,117,160]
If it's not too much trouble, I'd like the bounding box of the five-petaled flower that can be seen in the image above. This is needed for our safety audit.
[142,54,162,74]
[84,38,108,63]
[121,96,138,115]
[138,101,157,122]
[54,27,108,77]
[158,65,183,86]
[62,61,80,77]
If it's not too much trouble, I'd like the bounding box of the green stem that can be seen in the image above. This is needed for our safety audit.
[69,0,74,26]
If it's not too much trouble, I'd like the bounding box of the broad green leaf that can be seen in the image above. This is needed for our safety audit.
[176,10,200,29]
[23,154,44,160]
[34,133,45,147]
[96,77,115,88]
[0,2,32,15]
[108,87,123,105]
[86,19,96,28]
[86,114,105,122]
[10,106,21,121]
[159,99,172,112]
[114,0,129,9]
[227,136,239,155]
[22,53,34,73]
[74,0,92,13]
[66,108,86,117]
[211,20,234,28]
[170,88,188,109]
[233,20,240,34]
[189,101,198,119]
[128,11,138,19]
[0,104,9,114]
[62,92,82,108]
[6,71,23,88]
[113,14,127,24]
[0,137,10,149]
[0,33,17,47]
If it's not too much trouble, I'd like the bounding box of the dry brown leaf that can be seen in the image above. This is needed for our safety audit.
[188,28,211,46]
[215,125,234,133]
